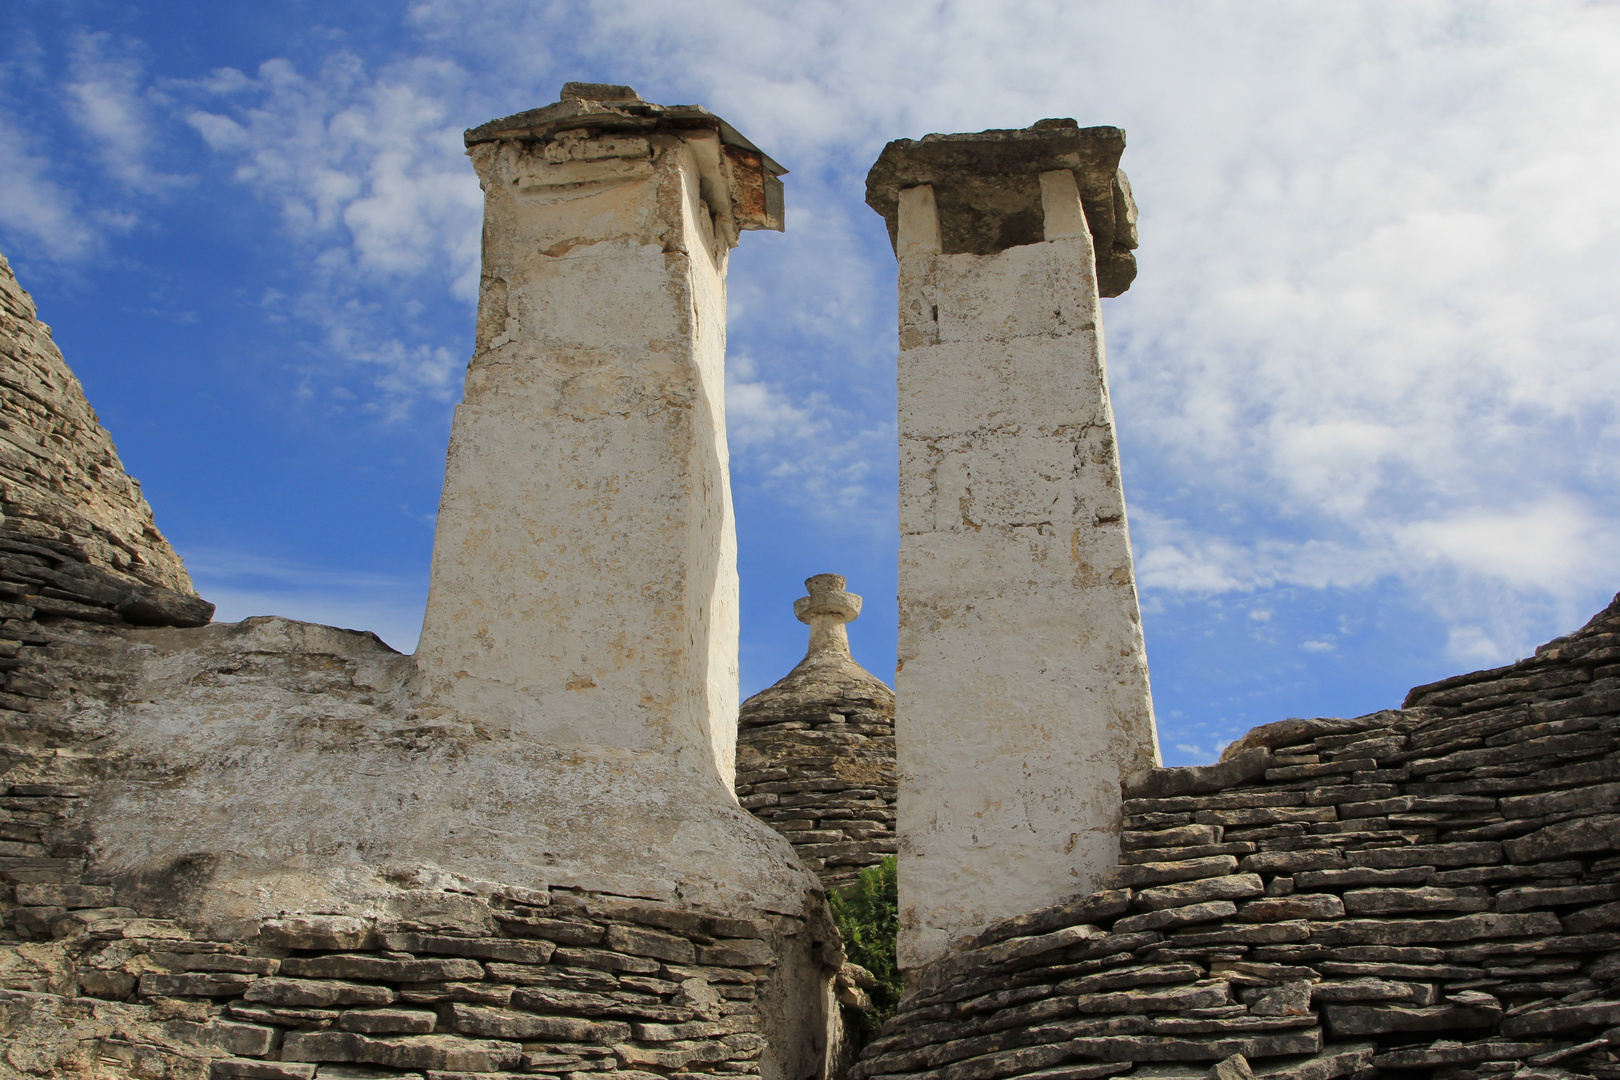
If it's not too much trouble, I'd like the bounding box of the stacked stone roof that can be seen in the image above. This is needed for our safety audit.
[854,593,1620,1080]
[736,575,897,891]
[0,254,199,599]
[0,609,835,1079]
[4,855,789,1079]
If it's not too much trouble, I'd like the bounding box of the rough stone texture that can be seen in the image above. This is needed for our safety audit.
[2,880,801,1080]
[0,85,841,1080]
[736,575,897,890]
[866,121,1138,297]
[877,125,1160,969]
[417,81,786,783]
[0,254,198,600]
[854,593,1620,1080]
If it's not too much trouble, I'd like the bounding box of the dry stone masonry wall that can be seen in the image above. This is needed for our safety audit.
[853,593,1620,1080]
[736,576,897,891]
[0,254,198,599]
[3,873,791,1080]
[0,613,835,1080]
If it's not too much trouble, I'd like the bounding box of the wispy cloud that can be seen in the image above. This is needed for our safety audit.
[0,110,98,261]
[183,53,483,412]
[10,0,1618,685]
[177,1,1620,662]
[65,32,186,194]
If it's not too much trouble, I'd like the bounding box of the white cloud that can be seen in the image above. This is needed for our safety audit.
[41,0,1610,653]
[1396,498,1610,594]
[64,32,185,194]
[182,53,483,409]
[0,112,97,260]
[394,2,1620,633]
[725,354,824,448]
[185,54,481,295]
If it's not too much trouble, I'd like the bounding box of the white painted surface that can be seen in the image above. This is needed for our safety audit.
[415,130,740,786]
[894,178,1161,970]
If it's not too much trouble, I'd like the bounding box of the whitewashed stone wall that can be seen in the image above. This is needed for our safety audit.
[872,126,1160,969]
[417,110,739,782]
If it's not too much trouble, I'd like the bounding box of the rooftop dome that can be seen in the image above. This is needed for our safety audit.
[736,574,897,889]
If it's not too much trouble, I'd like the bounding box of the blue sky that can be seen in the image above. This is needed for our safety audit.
[3,1,1617,764]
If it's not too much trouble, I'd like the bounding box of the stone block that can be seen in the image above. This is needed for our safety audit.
[1068,1030,1322,1062]
[1500,999,1620,1036]
[1321,1001,1499,1036]
[1122,825,1222,850]
[1105,857,1240,889]
[1309,978,1432,1004]
[1123,750,1272,801]
[210,1061,316,1080]
[1249,981,1312,1017]
[445,1003,625,1043]
[1169,922,1311,948]
[258,916,373,951]
[78,969,137,998]
[491,915,606,945]
[1341,886,1488,915]
[1291,867,1432,890]
[242,978,395,1008]
[1504,813,1620,862]
[140,971,256,997]
[150,951,281,975]
[970,889,1132,947]
[1235,895,1343,922]
[13,882,114,908]
[1135,875,1264,911]
[1312,912,1559,945]
[379,933,555,964]
[696,940,773,967]
[12,905,63,936]
[1114,901,1236,933]
[550,947,661,974]
[280,1030,521,1071]
[606,924,697,963]
[1344,842,1502,869]
[338,1008,439,1034]
[1250,1042,1374,1080]
[1238,852,1344,876]
[1056,963,1204,996]
[280,956,484,983]
[163,1019,279,1057]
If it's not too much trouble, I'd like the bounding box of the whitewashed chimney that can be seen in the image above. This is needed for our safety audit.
[867,121,1160,969]
[416,83,785,786]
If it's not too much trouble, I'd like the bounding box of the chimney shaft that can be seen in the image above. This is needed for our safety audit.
[869,122,1160,969]
[416,87,784,787]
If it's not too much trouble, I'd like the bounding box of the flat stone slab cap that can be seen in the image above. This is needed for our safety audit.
[865,119,1137,296]
[464,82,787,178]
[465,82,786,233]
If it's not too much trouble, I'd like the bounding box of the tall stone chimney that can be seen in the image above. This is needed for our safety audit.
[416,83,784,784]
[867,121,1161,969]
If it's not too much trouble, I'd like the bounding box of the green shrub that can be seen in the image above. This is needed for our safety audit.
[829,855,903,1042]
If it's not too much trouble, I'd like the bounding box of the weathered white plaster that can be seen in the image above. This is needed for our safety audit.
[43,88,836,1080]
[892,170,1160,970]
[415,124,740,785]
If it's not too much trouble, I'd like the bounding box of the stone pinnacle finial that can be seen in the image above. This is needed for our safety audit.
[793,574,862,660]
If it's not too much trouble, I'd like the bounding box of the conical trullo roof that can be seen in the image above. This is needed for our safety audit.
[735,573,897,890]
